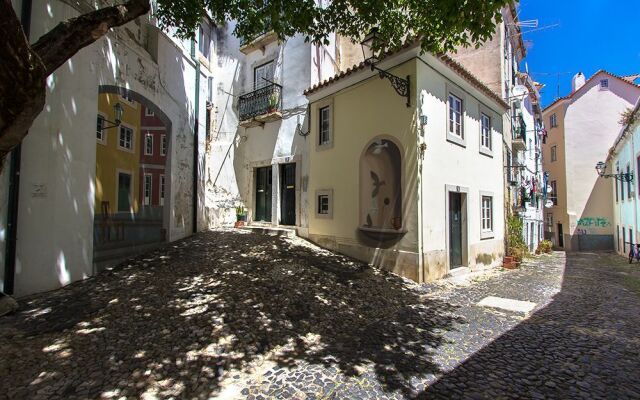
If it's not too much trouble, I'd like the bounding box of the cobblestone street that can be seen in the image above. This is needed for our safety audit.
[1,230,639,399]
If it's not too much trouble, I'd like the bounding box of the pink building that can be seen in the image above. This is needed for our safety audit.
[139,105,167,208]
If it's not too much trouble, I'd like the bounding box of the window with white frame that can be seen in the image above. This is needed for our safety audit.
[97,115,105,143]
[448,93,463,138]
[481,195,493,233]
[319,106,331,146]
[254,60,275,90]
[315,189,333,218]
[551,145,557,162]
[144,134,153,155]
[144,107,154,117]
[143,174,152,206]
[480,113,491,150]
[161,134,167,156]
[550,113,558,128]
[160,175,165,206]
[600,79,609,89]
[119,126,134,150]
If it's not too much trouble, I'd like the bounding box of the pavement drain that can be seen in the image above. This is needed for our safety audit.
[476,296,536,314]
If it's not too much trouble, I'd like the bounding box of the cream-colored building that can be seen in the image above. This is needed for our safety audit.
[542,71,640,250]
[303,45,507,282]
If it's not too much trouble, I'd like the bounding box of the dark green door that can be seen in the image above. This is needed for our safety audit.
[280,163,296,225]
[255,166,272,222]
[117,173,132,212]
[449,192,463,268]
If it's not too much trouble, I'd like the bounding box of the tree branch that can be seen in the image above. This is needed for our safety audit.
[32,0,151,76]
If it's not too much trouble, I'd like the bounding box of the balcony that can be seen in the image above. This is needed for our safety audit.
[512,114,526,150]
[238,83,283,127]
[239,19,277,54]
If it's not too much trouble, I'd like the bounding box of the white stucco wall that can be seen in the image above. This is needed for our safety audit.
[2,1,208,296]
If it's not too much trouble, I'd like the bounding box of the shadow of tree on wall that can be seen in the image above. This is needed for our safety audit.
[420,252,640,399]
[0,231,462,398]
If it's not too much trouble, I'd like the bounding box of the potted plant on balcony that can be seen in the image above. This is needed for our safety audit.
[267,92,279,114]
[235,206,247,228]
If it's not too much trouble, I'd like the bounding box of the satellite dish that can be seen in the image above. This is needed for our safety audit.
[545,200,554,208]
[511,85,529,101]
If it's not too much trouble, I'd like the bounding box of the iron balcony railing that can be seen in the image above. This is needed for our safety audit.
[512,114,526,141]
[238,82,283,122]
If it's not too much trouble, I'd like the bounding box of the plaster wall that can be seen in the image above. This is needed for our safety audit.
[417,54,505,280]
[563,74,640,249]
[2,0,208,296]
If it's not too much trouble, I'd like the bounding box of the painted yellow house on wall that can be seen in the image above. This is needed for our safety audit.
[95,93,142,215]
[303,45,508,283]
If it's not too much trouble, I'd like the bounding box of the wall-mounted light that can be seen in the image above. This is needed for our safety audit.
[98,102,124,131]
[360,29,411,107]
[595,161,633,182]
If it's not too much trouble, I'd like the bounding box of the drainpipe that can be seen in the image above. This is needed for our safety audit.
[417,101,425,283]
[632,133,638,246]
[3,0,32,295]
[190,38,200,234]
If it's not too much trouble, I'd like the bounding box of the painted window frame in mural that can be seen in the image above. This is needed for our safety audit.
[160,175,165,206]
[315,189,333,219]
[359,138,404,232]
[144,133,154,156]
[316,99,334,150]
[118,123,135,153]
[479,105,493,156]
[446,84,466,147]
[161,134,167,156]
[480,192,494,239]
[143,173,153,206]
[96,113,107,145]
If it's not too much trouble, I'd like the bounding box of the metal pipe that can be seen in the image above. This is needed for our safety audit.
[190,38,200,234]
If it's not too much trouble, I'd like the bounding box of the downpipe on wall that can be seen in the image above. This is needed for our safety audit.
[190,39,200,234]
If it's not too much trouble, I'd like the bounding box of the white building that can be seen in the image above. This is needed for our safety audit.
[1,0,211,296]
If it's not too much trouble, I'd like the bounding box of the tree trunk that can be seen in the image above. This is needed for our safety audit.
[0,0,151,167]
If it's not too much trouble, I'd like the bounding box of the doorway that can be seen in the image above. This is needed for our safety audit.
[449,192,466,269]
[117,172,132,212]
[557,223,564,248]
[280,163,296,226]
[255,166,272,222]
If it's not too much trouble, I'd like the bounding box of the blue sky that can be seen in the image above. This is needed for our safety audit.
[517,0,640,107]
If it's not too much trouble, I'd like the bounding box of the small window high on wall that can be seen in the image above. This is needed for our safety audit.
[359,138,403,233]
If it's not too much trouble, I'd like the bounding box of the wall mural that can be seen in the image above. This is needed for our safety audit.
[360,138,402,231]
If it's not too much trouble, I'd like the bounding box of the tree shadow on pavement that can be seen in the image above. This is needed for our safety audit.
[0,230,463,399]
[419,252,640,400]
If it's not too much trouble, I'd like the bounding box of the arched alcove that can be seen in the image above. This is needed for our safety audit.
[359,137,403,236]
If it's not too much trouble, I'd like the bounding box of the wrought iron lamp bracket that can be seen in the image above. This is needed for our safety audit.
[367,62,411,107]
[604,172,634,183]
[98,119,121,132]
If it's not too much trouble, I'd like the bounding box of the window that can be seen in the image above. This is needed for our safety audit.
[119,126,134,150]
[161,134,167,156]
[198,19,212,61]
[550,113,557,128]
[143,174,152,206]
[207,76,214,104]
[623,228,627,253]
[627,165,632,198]
[480,113,492,150]
[315,189,333,219]
[600,79,609,89]
[546,212,553,227]
[160,175,165,206]
[144,134,153,155]
[551,145,557,162]
[481,195,494,235]
[254,61,275,90]
[144,107,154,117]
[550,180,557,205]
[97,115,105,143]
[448,93,463,138]
[319,106,331,146]
[617,225,620,251]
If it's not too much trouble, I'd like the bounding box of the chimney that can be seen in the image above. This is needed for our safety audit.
[572,72,586,92]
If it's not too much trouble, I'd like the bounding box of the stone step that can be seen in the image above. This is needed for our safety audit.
[239,225,297,238]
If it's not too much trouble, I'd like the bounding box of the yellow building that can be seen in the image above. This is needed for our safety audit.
[95,93,142,215]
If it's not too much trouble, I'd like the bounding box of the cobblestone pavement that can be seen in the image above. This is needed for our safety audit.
[0,230,639,399]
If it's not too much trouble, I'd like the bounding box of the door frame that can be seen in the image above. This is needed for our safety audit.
[445,184,469,272]
[279,162,297,226]
[115,168,134,213]
[253,165,273,223]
